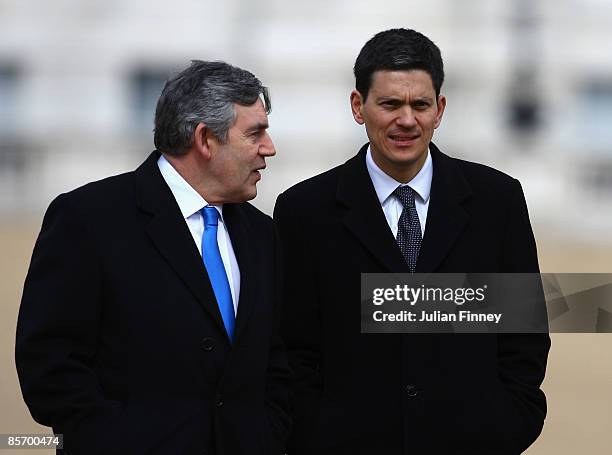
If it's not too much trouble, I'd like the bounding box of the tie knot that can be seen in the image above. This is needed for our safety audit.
[393,185,416,208]
[202,206,220,227]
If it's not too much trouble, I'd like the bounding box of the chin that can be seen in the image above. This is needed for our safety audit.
[387,150,423,165]
[392,144,428,161]
[224,188,257,203]
[243,187,257,202]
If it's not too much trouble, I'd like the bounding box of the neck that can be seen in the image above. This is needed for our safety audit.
[163,152,225,204]
[372,151,427,184]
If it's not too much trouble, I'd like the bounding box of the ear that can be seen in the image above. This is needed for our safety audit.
[350,90,366,125]
[193,122,214,160]
[434,95,447,129]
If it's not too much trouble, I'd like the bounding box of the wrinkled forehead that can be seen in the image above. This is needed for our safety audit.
[370,69,437,97]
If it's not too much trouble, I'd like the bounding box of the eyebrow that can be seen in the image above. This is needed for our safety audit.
[245,122,269,134]
[412,97,433,102]
[377,96,433,103]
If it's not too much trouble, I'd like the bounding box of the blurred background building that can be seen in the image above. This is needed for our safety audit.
[1,0,611,229]
[1,0,611,453]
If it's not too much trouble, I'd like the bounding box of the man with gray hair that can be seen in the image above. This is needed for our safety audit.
[17,60,291,455]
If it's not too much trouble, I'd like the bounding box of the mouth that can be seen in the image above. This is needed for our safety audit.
[252,167,264,180]
[388,132,420,146]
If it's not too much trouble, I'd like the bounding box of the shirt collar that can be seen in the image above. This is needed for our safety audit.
[157,154,224,220]
[365,145,433,205]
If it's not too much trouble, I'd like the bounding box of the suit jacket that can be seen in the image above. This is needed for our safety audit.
[16,151,291,455]
[273,143,550,455]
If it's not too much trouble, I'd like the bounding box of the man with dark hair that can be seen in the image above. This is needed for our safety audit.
[17,60,290,455]
[274,28,549,454]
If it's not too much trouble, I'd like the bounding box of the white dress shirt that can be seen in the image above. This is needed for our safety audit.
[157,155,240,315]
[365,145,432,237]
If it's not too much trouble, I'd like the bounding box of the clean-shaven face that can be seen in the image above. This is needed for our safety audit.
[208,98,276,202]
[351,69,446,183]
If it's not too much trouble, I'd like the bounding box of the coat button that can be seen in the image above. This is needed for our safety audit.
[202,337,214,351]
[216,395,224,407]
[405,384,419,397]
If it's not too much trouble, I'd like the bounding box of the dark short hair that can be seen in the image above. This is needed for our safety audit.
[353,28,444,100]
[154,60,270,155]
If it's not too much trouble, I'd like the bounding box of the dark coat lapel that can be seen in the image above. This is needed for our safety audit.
[336,144,409,273]
[416,143,472,272]
[222,203,255,342]
[134,151,228,338]
[337,143,472,273]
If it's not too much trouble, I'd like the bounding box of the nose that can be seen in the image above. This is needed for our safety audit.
[396,107,417,128]
[259,131,276,157]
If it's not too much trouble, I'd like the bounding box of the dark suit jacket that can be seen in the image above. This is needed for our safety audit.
[273,143,550,455]
[16,151,291,455]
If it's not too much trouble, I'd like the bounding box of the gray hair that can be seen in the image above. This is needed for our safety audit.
[154,60,270,155]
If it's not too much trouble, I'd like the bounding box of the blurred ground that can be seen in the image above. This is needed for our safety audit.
[1,220,611,454]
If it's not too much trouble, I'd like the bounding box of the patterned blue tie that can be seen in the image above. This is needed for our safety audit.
[393,186,422,273]
[201,206,235,342]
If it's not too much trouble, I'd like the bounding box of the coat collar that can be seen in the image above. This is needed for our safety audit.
[336,144,410,273]
[418,142,472,272]
[221,203,256,342]
[134,151,245,344]
[336,143,472,272]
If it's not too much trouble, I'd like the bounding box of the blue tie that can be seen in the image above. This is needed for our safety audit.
[201,206,235,342]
